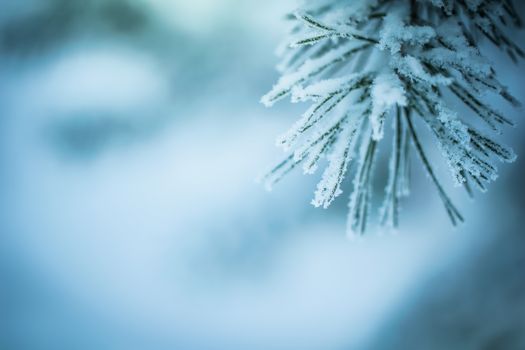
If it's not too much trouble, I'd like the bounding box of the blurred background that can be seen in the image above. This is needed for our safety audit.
[0,1,524,349]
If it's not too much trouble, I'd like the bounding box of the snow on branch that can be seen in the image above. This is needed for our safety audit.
[261,0,523,236]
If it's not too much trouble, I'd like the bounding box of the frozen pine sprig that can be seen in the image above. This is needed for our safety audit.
[261,0,522,236]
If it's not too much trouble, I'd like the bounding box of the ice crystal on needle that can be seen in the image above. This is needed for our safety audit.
[261,0,522,236]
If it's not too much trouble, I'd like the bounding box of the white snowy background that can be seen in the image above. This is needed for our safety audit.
[1,1,524,349]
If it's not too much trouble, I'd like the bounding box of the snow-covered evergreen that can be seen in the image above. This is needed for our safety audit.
[261,0,522,236]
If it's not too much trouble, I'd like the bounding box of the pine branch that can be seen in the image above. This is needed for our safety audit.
[261,0,522,234]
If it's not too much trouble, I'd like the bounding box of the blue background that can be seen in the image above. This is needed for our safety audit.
[1,1,524,349]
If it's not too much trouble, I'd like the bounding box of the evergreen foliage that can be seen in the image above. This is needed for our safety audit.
[261,0,522,235]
